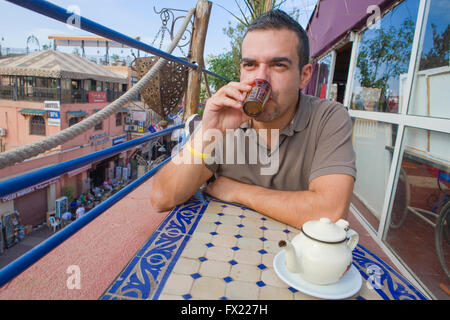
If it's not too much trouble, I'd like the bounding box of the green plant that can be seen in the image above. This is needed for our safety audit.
[217,0,287,27]
[62,185,75,203]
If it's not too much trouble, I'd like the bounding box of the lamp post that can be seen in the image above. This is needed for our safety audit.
[0,35,4,57]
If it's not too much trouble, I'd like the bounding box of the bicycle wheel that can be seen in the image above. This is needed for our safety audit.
[390,168,410,229]
[435,200,450,279]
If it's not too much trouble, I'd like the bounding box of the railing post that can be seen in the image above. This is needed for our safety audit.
[184,0,212,121]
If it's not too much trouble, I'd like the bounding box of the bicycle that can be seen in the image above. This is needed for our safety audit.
[390,164,449,279]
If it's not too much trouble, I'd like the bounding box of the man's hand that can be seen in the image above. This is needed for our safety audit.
[202,82,252,134]
[151,81,251,212]
[204,176,243,203]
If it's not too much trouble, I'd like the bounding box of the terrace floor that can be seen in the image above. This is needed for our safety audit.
[0,177,427,300]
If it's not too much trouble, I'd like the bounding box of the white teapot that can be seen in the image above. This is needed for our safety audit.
[278,217,359,285]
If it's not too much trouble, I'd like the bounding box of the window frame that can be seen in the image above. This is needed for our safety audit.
[29,115,46,136]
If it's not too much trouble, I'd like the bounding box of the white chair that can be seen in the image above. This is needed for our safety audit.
[49,216,60,233]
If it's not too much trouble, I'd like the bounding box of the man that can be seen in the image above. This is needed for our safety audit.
[76,204,86,220]
[70,198,78,212]
[79,193,87,204]
[151,10,356,229]
[62,210,73,225]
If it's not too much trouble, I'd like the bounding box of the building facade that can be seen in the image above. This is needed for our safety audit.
[0,50,134,229]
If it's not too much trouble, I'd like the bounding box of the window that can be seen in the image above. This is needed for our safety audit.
[385,127,449,299]
[350,0,421,113]
[30,115,46,135]
[314,53,334,99]
[115,113,122,126]
[94,121,103,131]
[0,76,11,85]
[408,0,450,119]
[69,117,80,127]
[71,80,80,90]
[351,118,398,231]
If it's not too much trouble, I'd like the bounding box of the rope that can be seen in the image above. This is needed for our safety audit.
[0,8,195,170]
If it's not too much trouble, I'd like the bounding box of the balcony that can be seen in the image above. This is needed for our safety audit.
[0,85,126,104]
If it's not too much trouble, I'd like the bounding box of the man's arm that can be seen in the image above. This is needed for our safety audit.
[150,124,214,211]
[205,174,354,228]
[151,82,252,212]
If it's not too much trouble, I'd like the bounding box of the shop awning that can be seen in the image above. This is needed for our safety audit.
[19,108,47,116]
[306,0,397,59]
[67,110,89,118]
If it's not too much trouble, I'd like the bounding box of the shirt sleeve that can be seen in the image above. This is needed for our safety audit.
[178,116,220,174]
[309,104,356,182]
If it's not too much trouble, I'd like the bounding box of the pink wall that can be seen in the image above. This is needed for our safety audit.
[0,100,60,152]
[0,99,130,181]
[60,102,128,151]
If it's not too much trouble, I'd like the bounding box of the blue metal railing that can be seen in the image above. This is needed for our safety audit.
[0,125,183,287]
[5,0,231,82]
[0,0,227,288]
[0,125,183,198]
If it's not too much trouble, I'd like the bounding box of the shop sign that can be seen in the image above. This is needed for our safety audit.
[89,132,108,140]
[112,135,127,145]
[91,137,109,146]
[88,91,107,103]
[90,132,109,146]
[1,176,60,203]
[44,101,61,126]
[130,110,146,122]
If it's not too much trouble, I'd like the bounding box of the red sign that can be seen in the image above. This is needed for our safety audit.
[88,91,107,103]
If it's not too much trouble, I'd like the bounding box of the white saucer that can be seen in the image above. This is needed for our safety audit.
[273,251,362,299]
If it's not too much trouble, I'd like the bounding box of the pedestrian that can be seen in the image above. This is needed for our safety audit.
[76,203,86,219]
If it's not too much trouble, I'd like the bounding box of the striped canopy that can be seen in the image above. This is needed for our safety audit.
[66,110,89,117]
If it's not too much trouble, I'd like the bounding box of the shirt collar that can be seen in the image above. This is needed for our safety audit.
[280,92,311,136]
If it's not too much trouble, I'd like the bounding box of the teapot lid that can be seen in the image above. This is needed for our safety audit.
[301,218,348,244]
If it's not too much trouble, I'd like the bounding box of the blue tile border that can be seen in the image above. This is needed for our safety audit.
[352,244,428,300]
[100,192,209,300]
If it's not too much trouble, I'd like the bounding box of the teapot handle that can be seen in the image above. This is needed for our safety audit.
[346,229,359,251]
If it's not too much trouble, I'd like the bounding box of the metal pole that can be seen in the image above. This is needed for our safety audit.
[0,154,175,288]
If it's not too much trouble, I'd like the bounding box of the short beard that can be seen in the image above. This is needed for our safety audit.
[254,106,281,122]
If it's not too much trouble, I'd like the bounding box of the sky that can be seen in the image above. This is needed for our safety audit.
[0,0,317,61]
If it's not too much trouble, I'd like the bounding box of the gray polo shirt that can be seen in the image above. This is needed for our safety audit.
[201,93,356,191]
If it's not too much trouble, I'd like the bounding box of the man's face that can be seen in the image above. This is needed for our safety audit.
[240,28,302,122]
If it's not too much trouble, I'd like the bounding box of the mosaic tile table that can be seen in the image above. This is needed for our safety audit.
[101,192,427,300]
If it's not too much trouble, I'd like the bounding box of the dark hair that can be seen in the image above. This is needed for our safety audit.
[244,9,310,72]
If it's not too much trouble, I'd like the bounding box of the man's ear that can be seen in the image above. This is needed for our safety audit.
[299,63,313,90]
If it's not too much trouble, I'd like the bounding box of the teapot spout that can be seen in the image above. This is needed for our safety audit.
[279,240,301,274]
